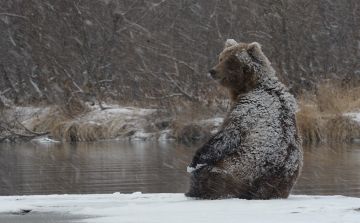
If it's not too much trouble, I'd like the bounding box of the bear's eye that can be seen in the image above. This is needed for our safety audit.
[227,59,233,64]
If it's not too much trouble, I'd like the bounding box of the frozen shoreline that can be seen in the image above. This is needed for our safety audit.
[3,104,360,143]
[0,193,359,223]
[19,104,223,142]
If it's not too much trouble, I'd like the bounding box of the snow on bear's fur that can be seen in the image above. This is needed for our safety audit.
[185,40,303,200]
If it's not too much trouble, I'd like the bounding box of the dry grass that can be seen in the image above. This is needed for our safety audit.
[26,107,110,141]
[316,82,360,114]
[173,123,211,142]
[50,120,114,141]
[326,115,360,141]
[78,122,109,141]
[296,102,322,142]
[26,108,67,133]
[297,82,360,142]
[171,103,213,142]
[50,121,81,141]
[21,81,360,143]
[105,117,128,138]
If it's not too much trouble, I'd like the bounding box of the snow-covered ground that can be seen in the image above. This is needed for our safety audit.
[1,193,360,223]
[344,113,360,123]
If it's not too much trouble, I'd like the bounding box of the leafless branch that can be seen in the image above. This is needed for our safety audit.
[15,118,49,136]
[144,94,184,100]
[0,12,28,20]
[160,69,197,102]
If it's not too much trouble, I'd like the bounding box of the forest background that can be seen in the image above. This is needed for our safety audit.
[1,0,360,143]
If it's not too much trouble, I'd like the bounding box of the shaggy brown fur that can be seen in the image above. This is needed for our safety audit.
[209,42,260,102]
[186,40,303,200]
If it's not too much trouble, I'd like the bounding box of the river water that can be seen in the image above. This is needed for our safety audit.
[0,141,360,197]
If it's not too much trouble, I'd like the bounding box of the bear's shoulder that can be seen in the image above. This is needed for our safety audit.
[225,80,297,131]
[238,78,297,114]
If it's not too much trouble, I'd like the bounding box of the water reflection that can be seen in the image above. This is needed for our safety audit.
[0,141,194,195]
[292,142,360,197]
[0,141,360,197]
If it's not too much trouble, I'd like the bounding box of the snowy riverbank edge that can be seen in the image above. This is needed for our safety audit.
[0,193,360,223]
[15,104,224,142]
[4,105,360,143]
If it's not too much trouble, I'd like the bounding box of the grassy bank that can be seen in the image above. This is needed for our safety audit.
[7,101,224,143]
[2,82,360,143]
[297,82,360,142]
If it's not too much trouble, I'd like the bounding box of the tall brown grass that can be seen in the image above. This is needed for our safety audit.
[26,107,110,141]
[296,82,360,142]
[51,121,81,141]
[78,122,109,141]
[170,102,214,142]
[22,82,360,143]
[50,120,113,141]
[26,108,67,133]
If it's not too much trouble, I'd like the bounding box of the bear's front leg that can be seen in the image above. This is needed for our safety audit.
[187,131,241,173]
[187,135,218,173]
[187,146,210,173]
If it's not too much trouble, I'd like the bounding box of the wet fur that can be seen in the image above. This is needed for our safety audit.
[186,40,303,200]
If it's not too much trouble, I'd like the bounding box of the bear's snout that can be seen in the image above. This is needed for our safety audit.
[209,69,217,79]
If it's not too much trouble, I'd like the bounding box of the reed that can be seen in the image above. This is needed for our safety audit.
[171,104,212,142]
[26,108,67,133]
[20,81,360,143]
[296,101,322,142]
[78,122,109,141]
[296,82,360,142]
[325,115,360,141]
[105,117,128,138]
[50,121,80,141]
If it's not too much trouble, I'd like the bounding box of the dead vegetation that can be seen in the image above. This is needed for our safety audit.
[0,98,222,142]
[2,81,360,143]
[296,82,360,143]
[0,107,50,142]
[170,104,213,142]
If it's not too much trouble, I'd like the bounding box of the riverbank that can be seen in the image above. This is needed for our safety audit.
[2,81,360,143]
[1,102,223,143]
[296,82,360,142]
[1,193,360,223]
[2,101,360,143]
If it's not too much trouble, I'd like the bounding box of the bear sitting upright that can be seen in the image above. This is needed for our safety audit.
[185,40,303,200]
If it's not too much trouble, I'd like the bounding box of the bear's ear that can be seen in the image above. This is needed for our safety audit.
[247,42,261,51]
[247,42,264,62]
[235,50,251,65]
[224,39,238,49]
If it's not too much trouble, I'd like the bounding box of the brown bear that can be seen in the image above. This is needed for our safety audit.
[185,39,303,200]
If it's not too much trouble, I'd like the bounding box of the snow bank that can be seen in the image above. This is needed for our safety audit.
[0,193,359,223]
[5,104,248,142]
[31,138,61,143]
[70,104,222,141]
[344,113,360,123]
[201,117,224,134]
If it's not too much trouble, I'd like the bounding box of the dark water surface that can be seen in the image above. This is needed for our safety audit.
[0,141,360,197]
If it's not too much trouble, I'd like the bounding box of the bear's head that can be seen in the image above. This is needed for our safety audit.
[209,39,274,101]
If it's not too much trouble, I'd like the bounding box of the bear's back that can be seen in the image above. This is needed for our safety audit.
[218,81,302,186]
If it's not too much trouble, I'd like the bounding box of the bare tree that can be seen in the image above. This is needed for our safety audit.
[0,108,49,142]
[0,0,358,111]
